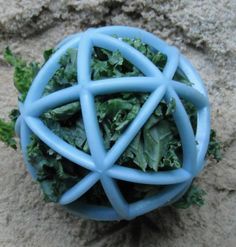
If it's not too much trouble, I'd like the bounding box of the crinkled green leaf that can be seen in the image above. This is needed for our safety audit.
[9,109,20,123]
[207,129,222,161]
[43,102,81,121]
[4,47,21,66]
[44,48,77,95]
[126,132,147,171]
[166,98,176,115]
[174,184,206,209]
[27,135,87,202]
[0,118,17,149]
[143,120,173,171]
[108,50,124,66]
[43,48,54,62]
[43,117,88,152]
[4,47,40,101]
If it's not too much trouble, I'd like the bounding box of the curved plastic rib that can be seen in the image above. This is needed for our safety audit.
[15,115,22,137]
[166,179,192,206]
[64,202,121,221]
[88,76,163,95]
[100,175,129,219]
[24,116,96,171]
[165,86,197,175]
[25,85,80,117]
[80,90,106,169]
[20,120,37,179]
[179,55,210,173]
[195,107,211,172]
[107,166,191,185]
[77,32,93,83]
[171,80,208,109]
[59,172,100,205]
[104,84,167,169]
[179,55,208,95]
[56,33,82,49]
[129,181,188,219]
[163,46,179,79]
[92,33,162,78]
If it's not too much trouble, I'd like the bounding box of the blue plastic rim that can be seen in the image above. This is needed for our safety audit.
[16,26,210,221]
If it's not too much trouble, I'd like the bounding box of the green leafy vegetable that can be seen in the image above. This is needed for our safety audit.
[143,120,173,171]
[207,129,222,161]
[43,48,54,62]
[44,48,77,95]
[4,47,40,101]
[27,135,88,201]
[166,98,176,116]
[0,118,17,149]
[9,109,20,123]
[174,184,206,209]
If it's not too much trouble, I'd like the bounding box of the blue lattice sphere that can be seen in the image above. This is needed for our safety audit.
[15,26,210,221]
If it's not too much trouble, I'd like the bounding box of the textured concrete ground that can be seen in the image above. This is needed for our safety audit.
[0,0,236,246]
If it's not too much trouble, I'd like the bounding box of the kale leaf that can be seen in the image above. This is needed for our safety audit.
[4,47,40,101]
[0,118,17,149]
[207,129,222,161]
[173,184,206,209]
[27,135,87,202]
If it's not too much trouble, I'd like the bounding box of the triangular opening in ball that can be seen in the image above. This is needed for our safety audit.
[91,45,144,80]
[27,135,90,203]
[66,181,112,207]
[43,48,78,96]
[40,100,90,155]
[117,180,166,204]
